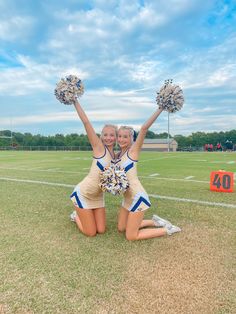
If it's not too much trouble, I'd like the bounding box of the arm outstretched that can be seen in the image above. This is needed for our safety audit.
[73,98,103,152]
[130,108,163,159]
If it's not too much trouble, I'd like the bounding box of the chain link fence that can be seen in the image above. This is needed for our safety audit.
[0,146,92,151]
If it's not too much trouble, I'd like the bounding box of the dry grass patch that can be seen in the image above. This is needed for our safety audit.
[95,224,235,314]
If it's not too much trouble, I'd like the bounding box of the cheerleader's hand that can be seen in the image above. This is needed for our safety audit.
[71,95,78,105]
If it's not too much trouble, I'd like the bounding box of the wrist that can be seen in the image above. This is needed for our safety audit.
[73,98,79,105]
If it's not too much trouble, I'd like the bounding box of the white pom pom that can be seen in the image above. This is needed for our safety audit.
[156,79,184,113]
[99,164,129,195]
[54,75,84,105]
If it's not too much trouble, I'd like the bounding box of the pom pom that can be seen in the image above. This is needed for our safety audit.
[156,79,184,113]
[99,164,129,195]
[54,75,84,105]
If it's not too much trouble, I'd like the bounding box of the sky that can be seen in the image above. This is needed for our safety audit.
[0,0,236,136]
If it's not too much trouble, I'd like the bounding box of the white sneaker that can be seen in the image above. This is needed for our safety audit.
[152,214,172,229]
[166,225,181,236]
[70,211,77,222]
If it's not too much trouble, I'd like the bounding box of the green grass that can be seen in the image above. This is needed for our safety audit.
[0,151,235,313]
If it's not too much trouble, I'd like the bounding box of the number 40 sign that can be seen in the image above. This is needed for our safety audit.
[210,170,234,193]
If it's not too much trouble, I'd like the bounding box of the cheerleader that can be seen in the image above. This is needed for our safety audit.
[116,108,181,240]
[70,98,117,236]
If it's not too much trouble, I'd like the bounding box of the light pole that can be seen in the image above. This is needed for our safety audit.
[167,112,170,152]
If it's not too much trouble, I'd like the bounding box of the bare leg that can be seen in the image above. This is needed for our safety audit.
[118,207,156,231]
[74,207,97,237]
[140,219,155,228]
[93,207,106,234]
[74,207,106,236]
[117,207,129,232]
[125,211,167,241]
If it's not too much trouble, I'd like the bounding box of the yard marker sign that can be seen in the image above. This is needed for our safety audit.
[210,170,234,193]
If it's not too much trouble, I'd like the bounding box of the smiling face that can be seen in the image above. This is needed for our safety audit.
[101,126,117,148]
[117,128,132,150]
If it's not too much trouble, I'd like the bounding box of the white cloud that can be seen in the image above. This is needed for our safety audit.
[0,0,235,136]
[161,113,236,135]
[0,55,89,95]
[208,64,236,87]
[0,109,142,126]
[0,16,34,41]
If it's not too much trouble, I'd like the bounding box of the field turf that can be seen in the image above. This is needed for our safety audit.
[0,151,235,313]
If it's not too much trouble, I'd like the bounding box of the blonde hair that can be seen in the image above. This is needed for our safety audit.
[118,126,135,143]
[101,124,118,140]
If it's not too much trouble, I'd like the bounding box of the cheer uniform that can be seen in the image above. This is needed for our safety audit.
[70,146,113,209]
[115,150,151,212]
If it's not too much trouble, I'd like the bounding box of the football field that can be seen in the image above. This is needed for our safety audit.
[0,151,235,313]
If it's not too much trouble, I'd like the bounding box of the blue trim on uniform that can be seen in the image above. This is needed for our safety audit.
[116,148,128,160]
[124,162,134,172]
[130,196,151,212]
[111,159,121,164]
[70,191,83,208]
[105,145,115,159]
[93,146,106,159]
[96,160,104,171]
[127,151,138,162]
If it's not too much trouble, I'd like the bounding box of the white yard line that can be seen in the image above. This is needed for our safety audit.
[184,176,195,180]
[140,176,209,184]
[0,176,235,209]
[0,166,86,174]
[0,155,15,157]
[26,167,44,170]
[139,156,177,162]
[0,166,231,185]
[0,166,209,183]
[63,157,91,160]
[0,177,74,188]
[149,194,236,209]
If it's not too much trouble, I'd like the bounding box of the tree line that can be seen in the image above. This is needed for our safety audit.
[0,129,235,149]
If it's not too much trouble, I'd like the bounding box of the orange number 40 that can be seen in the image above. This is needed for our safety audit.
[210,171,234,193]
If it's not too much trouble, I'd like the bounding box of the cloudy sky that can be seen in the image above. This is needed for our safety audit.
[0,0,236,136]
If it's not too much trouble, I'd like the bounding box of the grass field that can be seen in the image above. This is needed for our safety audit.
[0,151,235,314]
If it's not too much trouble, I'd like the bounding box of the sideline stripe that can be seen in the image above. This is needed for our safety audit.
[149,173,160,177]
[141,176,209,184]
[0,177,74,188]
[184,176,195,180]
[0,166,86,175]
[140,156,177,162]
[149,194,236,209]
[0,166,211,184]
[0,176,235,209]
[0,166,208,184]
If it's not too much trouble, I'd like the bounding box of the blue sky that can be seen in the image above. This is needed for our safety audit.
[0,0,236,136]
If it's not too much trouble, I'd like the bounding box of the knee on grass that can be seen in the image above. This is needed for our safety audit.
[117,225,126,233]
[125,231,138,241]
[83,229,97,237]
[97,226,106,234]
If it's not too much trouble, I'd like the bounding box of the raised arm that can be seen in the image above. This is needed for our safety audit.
[129,108,163,159]
[73,98,103,152]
